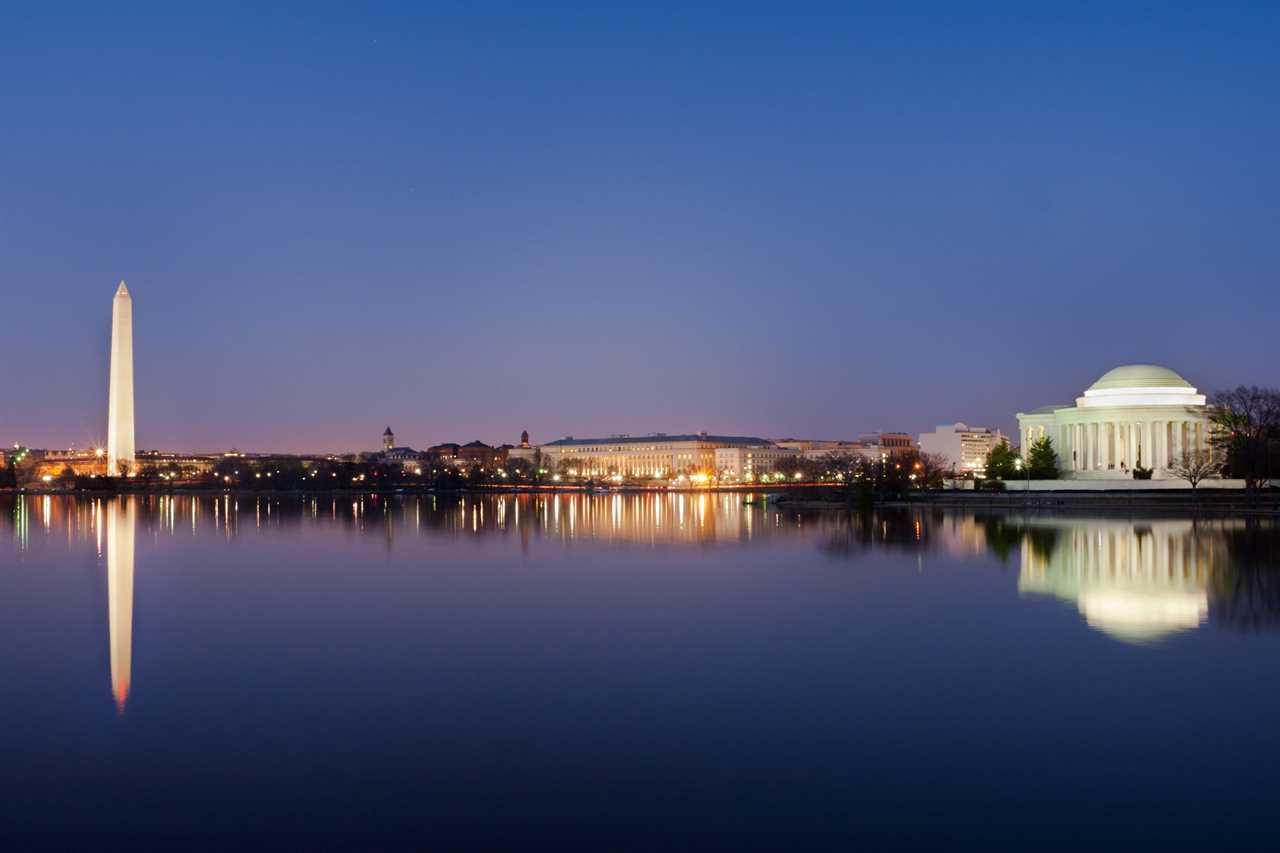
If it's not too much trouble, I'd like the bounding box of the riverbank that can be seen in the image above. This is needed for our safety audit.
[0,482,829,498]
[777,489,1280,516]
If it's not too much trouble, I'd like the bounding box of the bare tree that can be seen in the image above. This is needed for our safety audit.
[914,452,951,489]
[1211,386,1280,492]
[1167,449,1225,489]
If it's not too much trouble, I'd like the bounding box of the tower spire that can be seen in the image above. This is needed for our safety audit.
[107,282,136,476]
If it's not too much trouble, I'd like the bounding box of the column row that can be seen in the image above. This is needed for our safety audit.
[1058,419,1209,473]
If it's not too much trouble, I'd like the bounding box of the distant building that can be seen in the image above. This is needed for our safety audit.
[462,440,506,467]
[773,435,911,462]
[539,433,774,479]
[714,445,793,480]
[428,442,459,459]
[134,451,217,476]
[375,427,425,471]
[918,423,1006,474]
[773,439,859,454]
[380,447,423,470]
[429,441,506,469]
[876,432,915,456]
[32,449,106,479]
[507,430,538,463]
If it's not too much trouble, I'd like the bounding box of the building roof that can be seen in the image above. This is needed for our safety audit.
[462,440,492,449]
[1088,364,1192,391]
[543,434,772,447]
[383,426,394,435]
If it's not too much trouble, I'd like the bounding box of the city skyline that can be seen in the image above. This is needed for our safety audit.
[0,281,1261,458]
[3,4,1278,453]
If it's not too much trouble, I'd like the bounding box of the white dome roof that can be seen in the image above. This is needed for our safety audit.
[1074,364,1205,409]
[1088,364,1192,391]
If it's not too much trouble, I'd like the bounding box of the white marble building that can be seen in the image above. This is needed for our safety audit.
[1016,364,1214,480]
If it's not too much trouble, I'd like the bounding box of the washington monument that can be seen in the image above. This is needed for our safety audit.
[107,281,135,476]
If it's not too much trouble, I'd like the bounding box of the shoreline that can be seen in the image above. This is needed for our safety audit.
[0,482,825,498]
[778,490,1280,516]
[4,483,1275,514]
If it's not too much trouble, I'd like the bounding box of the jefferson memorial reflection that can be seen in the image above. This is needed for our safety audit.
[1017,518,1222,642]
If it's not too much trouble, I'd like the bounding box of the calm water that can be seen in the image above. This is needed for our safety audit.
[2,493,1279,850]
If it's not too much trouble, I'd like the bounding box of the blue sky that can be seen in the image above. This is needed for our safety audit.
[2,2,1277,452]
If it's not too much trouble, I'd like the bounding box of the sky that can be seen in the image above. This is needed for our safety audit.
[2,1,1277,454]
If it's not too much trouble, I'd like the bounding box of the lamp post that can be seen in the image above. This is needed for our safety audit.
[1015,455,1028,493]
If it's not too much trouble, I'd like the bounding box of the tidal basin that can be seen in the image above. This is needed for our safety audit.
[3,493,1279,848]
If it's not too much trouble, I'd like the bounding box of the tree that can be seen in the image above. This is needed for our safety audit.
[907,451,949,489]
[1027,437,1060,480]
[984,439,1019,480]
[504,457,533,480]
[1210,386,1280,492]
[8,447,37,486]
[1167,449,1225,489]
[780,454,830,482]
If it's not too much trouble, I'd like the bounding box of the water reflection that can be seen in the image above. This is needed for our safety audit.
[3,495,1278,657]
[1016,519,1219,643]
[813,508,1279,642]
[2,492,817,549]
[106,497,135,711]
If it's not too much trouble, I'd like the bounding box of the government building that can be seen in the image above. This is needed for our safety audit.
[917,422,1006,474]
[539,433,776,479]
[1016,364,1215,480]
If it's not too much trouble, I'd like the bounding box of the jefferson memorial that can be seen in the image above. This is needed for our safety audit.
[1016,364,1214,480]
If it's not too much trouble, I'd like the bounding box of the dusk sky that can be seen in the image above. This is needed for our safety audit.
[3,2,1277,454]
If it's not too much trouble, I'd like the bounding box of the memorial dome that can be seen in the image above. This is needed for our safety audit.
[1087,364,1193,392]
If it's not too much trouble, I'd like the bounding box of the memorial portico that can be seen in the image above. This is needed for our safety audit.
[1016,365,1215,480]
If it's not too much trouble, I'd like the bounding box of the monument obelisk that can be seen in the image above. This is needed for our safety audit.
[107,281,135,476]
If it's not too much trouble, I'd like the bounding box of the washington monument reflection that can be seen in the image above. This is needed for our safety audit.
[106,497,135,711]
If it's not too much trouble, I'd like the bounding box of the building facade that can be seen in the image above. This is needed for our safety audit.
[507,430,538,463]
[713,445,794,480]
[772,437,904,463]
[918,423,1006,474]
[876,432,915,456]
[429,441,507,469]
[539,433,775,479]
[774,439,863,457]
[1016,364,1215,480]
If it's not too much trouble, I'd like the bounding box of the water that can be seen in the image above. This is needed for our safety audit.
[2,493,1279,849]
